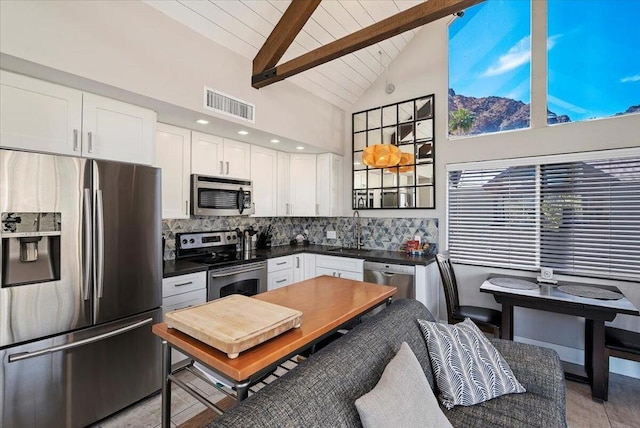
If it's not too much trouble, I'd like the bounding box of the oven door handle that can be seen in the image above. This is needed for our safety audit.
[210,266,264,278]
[237,187,245,214]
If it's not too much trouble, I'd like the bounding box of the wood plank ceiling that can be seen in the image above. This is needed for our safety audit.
[145,0,425,111]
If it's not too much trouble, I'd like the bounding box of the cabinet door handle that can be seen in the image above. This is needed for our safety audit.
[73,129,79,151]
[219,161,224,175]
[276,279,287,284]
[185,201,189,215]
[276,261,287,265]
[174,281,193,287]
[338,272,342,278]
[316,204,319,215]
[87,132,93,153]
[296,257,300,268]
[226,161,230,175]
[286,203,290,215]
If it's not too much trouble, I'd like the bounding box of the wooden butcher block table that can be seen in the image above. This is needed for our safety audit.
[153,276,397,428]
[165,294,303,359]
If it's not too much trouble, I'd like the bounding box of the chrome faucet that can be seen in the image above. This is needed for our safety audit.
[353,210,363,250]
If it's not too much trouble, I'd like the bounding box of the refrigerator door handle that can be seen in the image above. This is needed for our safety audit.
[96,189,105,299]
[7,317,154,363]
[82,188,92,301]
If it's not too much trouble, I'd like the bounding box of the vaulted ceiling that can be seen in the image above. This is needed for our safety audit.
[145,0,424,111]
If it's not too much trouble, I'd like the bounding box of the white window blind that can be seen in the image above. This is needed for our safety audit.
[447,153,640,280]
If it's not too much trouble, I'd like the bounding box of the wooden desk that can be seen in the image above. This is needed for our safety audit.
[153,276,396,427]
[480,277,639,401]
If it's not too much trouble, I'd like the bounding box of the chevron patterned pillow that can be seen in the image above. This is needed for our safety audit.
[418,318,526,409]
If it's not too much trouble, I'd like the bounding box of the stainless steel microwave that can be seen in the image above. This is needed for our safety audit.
[191,175,254,216]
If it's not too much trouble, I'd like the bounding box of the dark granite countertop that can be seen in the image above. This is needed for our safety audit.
[164,245,435,278]
[162,260,209,278]
[255,245,435,266]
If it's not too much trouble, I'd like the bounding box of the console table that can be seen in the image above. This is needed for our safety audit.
[480,277,639,401]
[153,276,396,428]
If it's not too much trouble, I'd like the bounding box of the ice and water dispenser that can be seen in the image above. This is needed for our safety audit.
[1,212,61,286]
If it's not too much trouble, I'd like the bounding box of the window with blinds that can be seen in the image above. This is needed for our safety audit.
[447,153,640,281]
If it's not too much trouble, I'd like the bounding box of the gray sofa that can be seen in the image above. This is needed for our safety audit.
[210,299,567,427]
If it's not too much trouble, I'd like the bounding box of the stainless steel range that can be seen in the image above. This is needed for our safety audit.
[175,231,267,300]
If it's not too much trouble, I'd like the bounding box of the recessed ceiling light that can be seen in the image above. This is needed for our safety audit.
[296,146,305,150]
[196,119,209,125]
[270,139,280,143]
[238,130,249,135]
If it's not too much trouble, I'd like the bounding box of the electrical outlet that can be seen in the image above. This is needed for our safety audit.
[327,231,337,239]
[304,229,309,236]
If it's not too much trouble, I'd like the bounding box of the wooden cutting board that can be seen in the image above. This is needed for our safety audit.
[165,294,303,359]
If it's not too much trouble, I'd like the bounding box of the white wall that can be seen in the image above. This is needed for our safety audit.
[349,16,640,377]
[0,0,344,154]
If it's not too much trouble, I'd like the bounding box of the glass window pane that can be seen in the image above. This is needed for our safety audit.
[353,170,367,189]
[371,189,383,208]
[398,123,414,143]
[416,186,434,208]
[368,169,382,188]
[354,132,366,151]
[548,0,640,124]
[353,151,365,170]
[381,126,397,145]
[416,164,434,185]
[448,0,531,137]
[398,102,413,123]
[367,129,381,146]
[415,119,433,141]
[381,189,398,208]
[382,105,397,127]
[382,169,397,187]
[398,187,415,208]
[367,108,381,129]
[354,112,366,132]
[417,142,433,162]
[415,97,433,120]
[354,190,373,209]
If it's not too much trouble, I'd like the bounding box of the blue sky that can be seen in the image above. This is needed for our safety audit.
[449,0,640,122]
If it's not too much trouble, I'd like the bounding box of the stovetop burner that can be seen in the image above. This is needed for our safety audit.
[175,230,265,269]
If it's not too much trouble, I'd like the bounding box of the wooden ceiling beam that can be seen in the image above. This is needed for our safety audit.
[252,0,322,76]
[252,0,484,89]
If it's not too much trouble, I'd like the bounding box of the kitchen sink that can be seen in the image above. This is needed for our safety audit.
[328,247,371,254]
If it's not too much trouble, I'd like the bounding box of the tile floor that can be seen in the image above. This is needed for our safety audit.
[93,370,640,428]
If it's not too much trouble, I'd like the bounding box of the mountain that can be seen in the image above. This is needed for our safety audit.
[448,89,570,135]
[616,105,640,115]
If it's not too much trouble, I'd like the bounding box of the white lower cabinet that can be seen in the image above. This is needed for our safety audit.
[415,262,440,321]
[315,255,363,281]
[268,269,294,290]
[162,271,207,365]
[268,253,317,289]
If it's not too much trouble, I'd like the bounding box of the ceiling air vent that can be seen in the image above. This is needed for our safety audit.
[204,87,255,123]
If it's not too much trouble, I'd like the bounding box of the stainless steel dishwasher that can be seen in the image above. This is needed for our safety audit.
[363,261,415,300]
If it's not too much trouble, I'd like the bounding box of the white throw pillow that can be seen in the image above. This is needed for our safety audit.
[355,342,453,428]
[418,318,526,409]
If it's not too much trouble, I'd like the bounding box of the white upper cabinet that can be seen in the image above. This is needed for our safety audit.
[82,93,155,165]
[289,153,317,216]
[0,71,156,165]
[250,145,277,216]
[155,123,191,219]
[1,70,82,156]
[277,152,291,216]
[223,138,251,179]
[316,153,343,217]
[191,131,223,176]
[191,132,250,179]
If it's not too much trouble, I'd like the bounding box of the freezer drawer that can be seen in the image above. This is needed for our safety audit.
[0,308,162,428]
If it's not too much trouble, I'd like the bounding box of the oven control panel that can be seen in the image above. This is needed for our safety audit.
[176,231,237,251]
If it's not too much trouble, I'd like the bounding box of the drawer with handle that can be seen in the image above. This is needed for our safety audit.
[162,271,206,298]
[267,255,294,273]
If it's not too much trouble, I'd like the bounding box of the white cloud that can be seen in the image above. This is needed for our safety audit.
[548,95,587,114]
[483,36,531,77]
[621,74,640,83]
[547,34,562,50]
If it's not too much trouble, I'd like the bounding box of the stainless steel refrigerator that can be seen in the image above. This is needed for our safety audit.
[0,149,163,427]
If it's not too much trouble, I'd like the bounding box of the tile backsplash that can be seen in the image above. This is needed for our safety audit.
[163,216,438,260]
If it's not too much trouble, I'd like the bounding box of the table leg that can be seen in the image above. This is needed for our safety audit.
[501,303,514,341]
[585,319,606,401]
[236,381,251,402]
[161,340,172,428]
